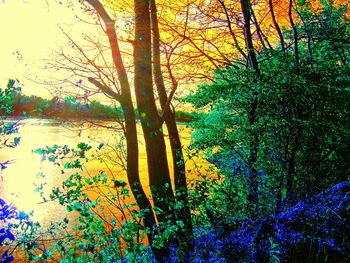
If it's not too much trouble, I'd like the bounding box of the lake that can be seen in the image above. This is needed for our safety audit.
[0,118,204,226]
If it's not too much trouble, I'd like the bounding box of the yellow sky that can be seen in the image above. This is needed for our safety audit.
[0,0,86,98]
[0,1,197,106]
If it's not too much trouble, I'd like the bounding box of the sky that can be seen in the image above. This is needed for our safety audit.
[0,0,193,106]
[0,0,87,98]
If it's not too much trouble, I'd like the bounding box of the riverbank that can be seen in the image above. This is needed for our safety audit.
[1,114,193,124]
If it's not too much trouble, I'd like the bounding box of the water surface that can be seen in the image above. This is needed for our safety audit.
[0,118,196,226]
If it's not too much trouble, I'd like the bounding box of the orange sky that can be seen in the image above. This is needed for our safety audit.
[2,0,346,101]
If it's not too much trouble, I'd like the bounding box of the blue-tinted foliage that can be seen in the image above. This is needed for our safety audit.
[189,182,350,262]
[0,198,17,263]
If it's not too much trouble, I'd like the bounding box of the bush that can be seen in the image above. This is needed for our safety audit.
[188,182,350,262]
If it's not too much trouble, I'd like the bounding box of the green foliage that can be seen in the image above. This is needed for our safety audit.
[186,0,350,221]
[30,140,189,262]
[31,143,151,262]
[0,80,22,153]
[0,80,21,114]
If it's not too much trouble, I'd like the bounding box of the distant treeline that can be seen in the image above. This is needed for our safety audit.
[1,92,192,122]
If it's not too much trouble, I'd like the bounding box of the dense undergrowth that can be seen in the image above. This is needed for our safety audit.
[189,182,350,263]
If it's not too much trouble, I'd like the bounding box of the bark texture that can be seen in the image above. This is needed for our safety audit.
[240,0,260,216]
[86,0,157,247]
[149,0,193,241]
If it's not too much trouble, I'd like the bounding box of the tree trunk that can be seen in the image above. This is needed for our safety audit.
[269,0,285,51]
[240,0,259,73]
[149,0,192,241]
[240,0,260,216]
[286,128,302,202]
[86,0,157,251]
[289,0,299,68]
[134,0,177,258]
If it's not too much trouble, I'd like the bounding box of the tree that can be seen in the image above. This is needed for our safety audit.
[186,0,350,221]
[82,0,161,257]
[149,0,192,243]
[42,0,194,260]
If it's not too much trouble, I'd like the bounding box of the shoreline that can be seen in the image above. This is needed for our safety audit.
[1,115,192,124]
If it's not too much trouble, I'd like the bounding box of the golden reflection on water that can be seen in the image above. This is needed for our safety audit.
[0,118,210,226]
